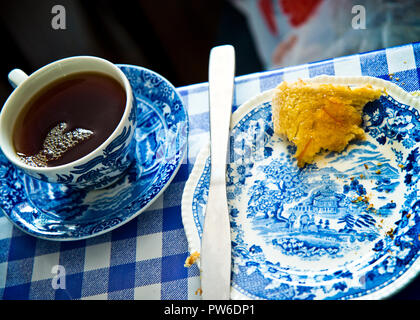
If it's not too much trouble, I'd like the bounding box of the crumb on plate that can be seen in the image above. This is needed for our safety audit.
[184,251,200,268]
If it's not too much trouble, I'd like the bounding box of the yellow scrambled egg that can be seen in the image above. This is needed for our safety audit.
[272,80,382,167]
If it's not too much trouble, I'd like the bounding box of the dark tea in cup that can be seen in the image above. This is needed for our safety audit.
[13,71,126,167]
[1,56,136,189]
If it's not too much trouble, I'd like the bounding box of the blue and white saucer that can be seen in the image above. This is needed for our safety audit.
[0,64,188,241]
[182,76,420,300]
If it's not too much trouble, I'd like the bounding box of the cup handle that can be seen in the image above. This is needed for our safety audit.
[8,69,29,88]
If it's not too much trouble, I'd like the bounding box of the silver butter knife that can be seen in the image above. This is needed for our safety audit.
[201,45,235,300]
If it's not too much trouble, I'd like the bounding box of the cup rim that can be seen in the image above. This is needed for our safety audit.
[0,55,133,172]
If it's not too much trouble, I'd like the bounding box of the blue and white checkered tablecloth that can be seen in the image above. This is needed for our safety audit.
[1,42,419,300]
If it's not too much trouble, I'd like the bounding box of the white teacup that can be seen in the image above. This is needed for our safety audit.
[0,56,136,189]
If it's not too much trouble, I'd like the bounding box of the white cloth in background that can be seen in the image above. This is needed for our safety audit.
[232,0,420,69]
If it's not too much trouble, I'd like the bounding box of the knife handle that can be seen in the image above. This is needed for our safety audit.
[208,45,235,179]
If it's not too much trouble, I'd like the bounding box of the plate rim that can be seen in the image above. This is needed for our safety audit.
[0,64,189,241]
[181,75,420,299]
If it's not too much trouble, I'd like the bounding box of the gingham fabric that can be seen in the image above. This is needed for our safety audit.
[1,42,419,300]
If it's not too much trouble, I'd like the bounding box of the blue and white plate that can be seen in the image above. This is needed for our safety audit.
[182,75,420,300]
[0,64,188,241]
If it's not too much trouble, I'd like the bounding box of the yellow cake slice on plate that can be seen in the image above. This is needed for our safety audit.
[272,79,382,167]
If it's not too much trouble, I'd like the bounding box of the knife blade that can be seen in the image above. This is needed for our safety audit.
[201,45,235,300]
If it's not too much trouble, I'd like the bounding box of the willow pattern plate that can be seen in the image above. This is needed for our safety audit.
[182,75,420,300]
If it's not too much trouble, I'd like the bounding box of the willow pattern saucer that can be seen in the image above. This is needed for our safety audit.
[0,64,188,241]
[182,76,420,300]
